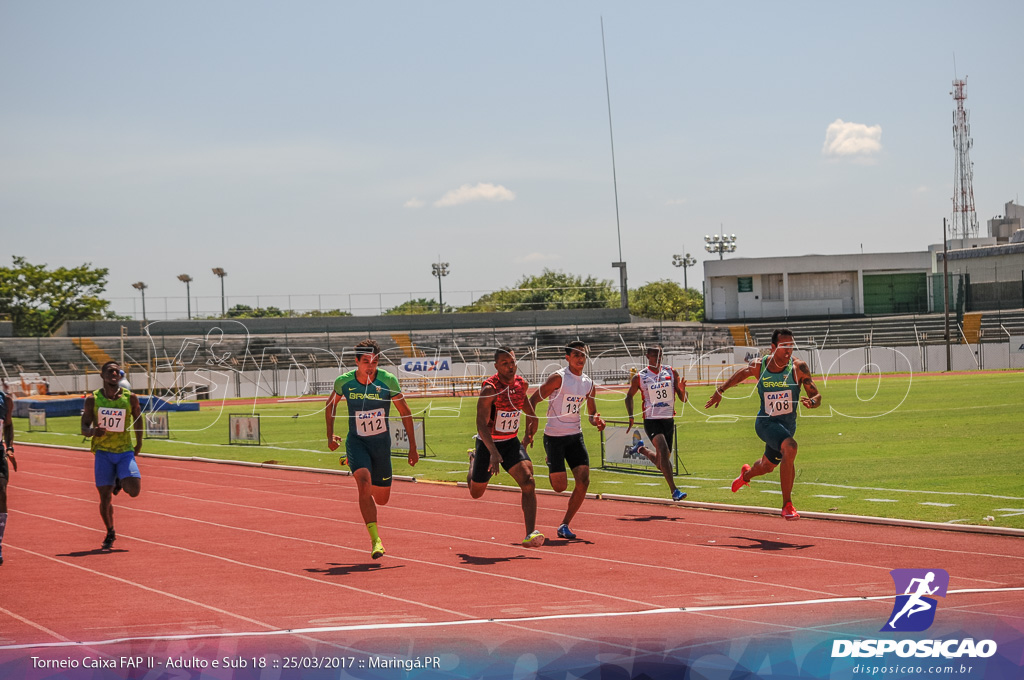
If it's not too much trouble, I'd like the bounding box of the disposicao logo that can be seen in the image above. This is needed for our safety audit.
[831,568,998,660]
[882,568,948,632]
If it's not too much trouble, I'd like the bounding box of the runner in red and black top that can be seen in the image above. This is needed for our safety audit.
[468,346,544,547]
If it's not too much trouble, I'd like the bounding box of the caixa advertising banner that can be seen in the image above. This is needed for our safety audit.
[400,357,453,376]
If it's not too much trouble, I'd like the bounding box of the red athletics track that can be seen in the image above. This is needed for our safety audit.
[1,443,1023,679]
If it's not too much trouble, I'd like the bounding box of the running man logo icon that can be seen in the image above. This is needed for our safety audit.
[881,568,949,632]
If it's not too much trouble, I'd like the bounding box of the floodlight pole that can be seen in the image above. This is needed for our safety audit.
[672,251,697,290]
[943,218,951,372]
[131,281,148,321]
[431,260,449,313]
[177,274,193,319]
[212,268,227,317]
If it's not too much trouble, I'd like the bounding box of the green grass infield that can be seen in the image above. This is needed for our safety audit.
[13,371,1024,530]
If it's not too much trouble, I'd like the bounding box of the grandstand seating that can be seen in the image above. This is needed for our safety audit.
[4,312,1022,382]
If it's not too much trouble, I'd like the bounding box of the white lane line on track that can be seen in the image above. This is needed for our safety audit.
[2,587,1020,652]
[17,484,847,599]
[32,444,1024,502]
[4,543,278,630]
[23,454,1024,576]
[6,516,663,657]
[0,606,73,643]
[20,464,1024,582]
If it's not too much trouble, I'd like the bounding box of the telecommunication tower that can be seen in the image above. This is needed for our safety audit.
[950,78,979,240]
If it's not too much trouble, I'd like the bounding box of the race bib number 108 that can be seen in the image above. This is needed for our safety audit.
[764,391,794,416]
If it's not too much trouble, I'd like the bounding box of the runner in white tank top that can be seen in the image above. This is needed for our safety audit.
[529,341,605,540]
[624,343,688,501]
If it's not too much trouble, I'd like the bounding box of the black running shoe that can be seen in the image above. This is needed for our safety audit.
[101,530,116,550]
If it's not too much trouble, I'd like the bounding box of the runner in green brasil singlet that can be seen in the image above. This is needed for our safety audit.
[325,339,418,560]
[705,329,821,521]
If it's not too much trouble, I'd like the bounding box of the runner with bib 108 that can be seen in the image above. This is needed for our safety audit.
[704,328,821,521]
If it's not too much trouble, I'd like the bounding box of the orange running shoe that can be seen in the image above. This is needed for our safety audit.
[782,502,800,521]
[731,464,751,493]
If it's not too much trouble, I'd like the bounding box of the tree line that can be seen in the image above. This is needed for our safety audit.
[0,258,703,336]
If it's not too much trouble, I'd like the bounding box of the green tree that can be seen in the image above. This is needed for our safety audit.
[459,269,617,312]
[0,256,113,336]
[225,304,288,318]
[628,280,704,321]
[295,308,353,317]
[384,298,452,315]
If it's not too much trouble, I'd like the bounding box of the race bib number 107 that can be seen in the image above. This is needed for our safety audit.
[98,407,127,432]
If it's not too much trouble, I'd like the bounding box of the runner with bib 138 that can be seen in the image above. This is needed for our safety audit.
[704,328,821,521]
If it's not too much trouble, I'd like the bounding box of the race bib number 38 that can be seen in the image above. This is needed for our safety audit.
[98,407,127,432]
[355,408,387,436]
[495,409,521,434]
[765,391,794,416]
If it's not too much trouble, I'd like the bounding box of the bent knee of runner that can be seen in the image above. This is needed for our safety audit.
[575,467,591,489]
[122,478,141,497]
[469,482,488,499]
[781,438,798,458]
[372,486,392,505]
[549,473,568,493]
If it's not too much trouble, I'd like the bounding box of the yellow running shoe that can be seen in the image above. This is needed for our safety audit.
[371,538,385,560]
[522,530,545,548]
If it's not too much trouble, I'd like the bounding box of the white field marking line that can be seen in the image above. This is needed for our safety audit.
[128,490,896,592]
[0,606,73,643]
[3,587,1021,653]
[863,498,899,503]
[22,463,1024,581]
[19,484,845,600]
[34,444,1024,502]
[22,463,1024,573]
[16,496,669,611]
[920,502,956,507]
[813,495,845,498]
[7,515,659,659]
[20,434,328,455]
[141,468,1024,569]
[4,543,278,631]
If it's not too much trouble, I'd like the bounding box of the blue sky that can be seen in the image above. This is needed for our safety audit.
[2,1,1022,318]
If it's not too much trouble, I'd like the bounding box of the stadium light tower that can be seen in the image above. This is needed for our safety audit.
[211,268,227,317]
[704,230,737,260]
[431,260,449,314]
[177,274,193,319]
[672,250,697,290]
[131,281,148,321]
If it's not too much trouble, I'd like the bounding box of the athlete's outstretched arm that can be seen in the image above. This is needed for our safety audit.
[796,360,822,408]
[624,374,640,430]
[476,385,502,476]
[705,360,759,409]
[392,392,418,466]
[586,385,605,431]
[324,391,343,451]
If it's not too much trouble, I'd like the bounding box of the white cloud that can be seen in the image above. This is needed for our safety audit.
[822,119,883,159]
[914,185,929,194]
[434,182,515,207]
[665,198,688,206]
[514,252,561,263]
[404,198,425,208]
